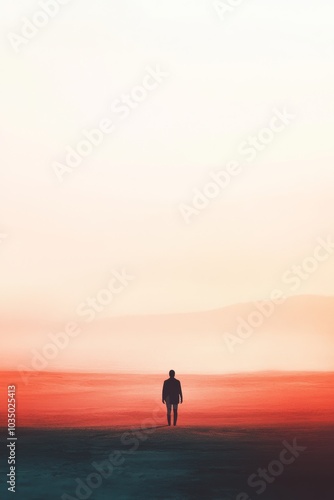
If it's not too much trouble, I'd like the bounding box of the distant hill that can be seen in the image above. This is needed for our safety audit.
[1,295,333,373]
[95,294,334,336]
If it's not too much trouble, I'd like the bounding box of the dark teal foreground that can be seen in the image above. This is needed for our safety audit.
[0,425,333,500]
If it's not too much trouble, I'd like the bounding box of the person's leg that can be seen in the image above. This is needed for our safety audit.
[166,402,171,426]
[173,404,178,426]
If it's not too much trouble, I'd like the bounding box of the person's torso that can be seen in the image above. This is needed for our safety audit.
[164,378,180,399]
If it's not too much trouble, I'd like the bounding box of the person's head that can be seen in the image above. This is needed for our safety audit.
[169,370,175,378]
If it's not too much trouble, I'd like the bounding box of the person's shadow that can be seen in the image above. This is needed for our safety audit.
[136,425,169,431]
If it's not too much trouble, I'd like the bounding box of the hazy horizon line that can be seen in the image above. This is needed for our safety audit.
[2,369,334,376]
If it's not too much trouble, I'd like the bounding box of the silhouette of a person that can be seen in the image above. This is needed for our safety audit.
[162,370,183,426]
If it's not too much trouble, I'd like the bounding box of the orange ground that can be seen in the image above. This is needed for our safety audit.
[1,371,333,428]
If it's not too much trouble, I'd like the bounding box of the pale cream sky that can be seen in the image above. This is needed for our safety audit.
[1,0,334,322]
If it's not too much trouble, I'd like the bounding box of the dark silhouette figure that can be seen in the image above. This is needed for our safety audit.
[162,370,183,426]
